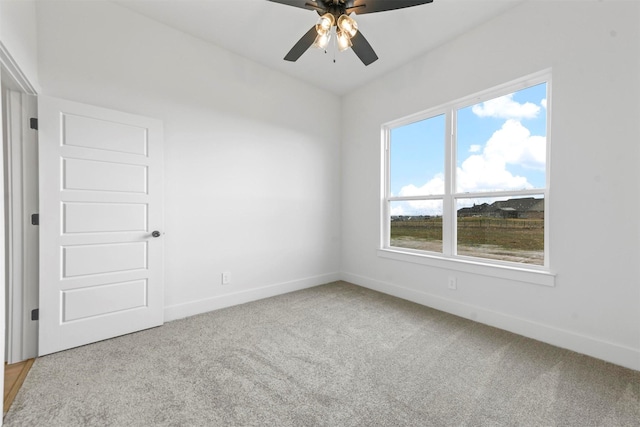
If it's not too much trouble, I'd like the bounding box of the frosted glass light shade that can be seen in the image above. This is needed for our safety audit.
[336,30,352,52]
[313,32,331,49]
[337,14,358,37]
[316,13,335,36]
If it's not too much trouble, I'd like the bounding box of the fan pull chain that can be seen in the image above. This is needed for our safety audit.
[332,28,337,63]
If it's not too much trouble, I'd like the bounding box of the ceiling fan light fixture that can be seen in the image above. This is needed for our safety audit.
[336,29,353,52]
[313,32,331,49]
[274,0,435,65]
[337,14,358,38]
[316,13,335,36]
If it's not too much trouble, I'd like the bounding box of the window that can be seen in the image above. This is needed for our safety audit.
[383,73,550,270]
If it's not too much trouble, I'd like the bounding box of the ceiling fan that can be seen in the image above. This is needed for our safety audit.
[267,0,434,66]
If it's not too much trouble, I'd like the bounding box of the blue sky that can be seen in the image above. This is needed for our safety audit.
[390,83,547,215]
[390,114,445,196]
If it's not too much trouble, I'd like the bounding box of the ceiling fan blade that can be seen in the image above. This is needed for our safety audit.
[350,31,378,66]
[284,26,318,62]
[266,0,324,12]
[348,0,433,15]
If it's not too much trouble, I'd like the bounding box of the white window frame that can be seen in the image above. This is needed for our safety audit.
[379,70,555,287]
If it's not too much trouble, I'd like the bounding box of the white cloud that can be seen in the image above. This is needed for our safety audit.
[484,119,546,171]
[541,98,547,109]
[457,119,545,192]
[469,144,482,153]
[457,155,531,193]
[391,200,443,217]
[391,174,445,216]
[390,204,405,216]
[389,205,405,216]
[398,174,445,197]
[472,94,541,120]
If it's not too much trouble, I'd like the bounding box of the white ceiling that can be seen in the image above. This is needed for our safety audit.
[113,0,524,95]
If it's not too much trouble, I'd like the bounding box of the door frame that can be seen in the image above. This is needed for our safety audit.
[1,41,38,366]
[4,89,38,363]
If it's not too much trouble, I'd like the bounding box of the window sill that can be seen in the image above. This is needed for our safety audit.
[377,248,556,287]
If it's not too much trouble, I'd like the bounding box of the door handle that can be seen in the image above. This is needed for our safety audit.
[151,230,161,238]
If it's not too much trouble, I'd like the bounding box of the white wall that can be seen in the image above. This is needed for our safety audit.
[35,0,342,319]
[341,1,640,370]
[0,0,39,90]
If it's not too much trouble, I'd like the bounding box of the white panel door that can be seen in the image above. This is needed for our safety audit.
[38,96,164,356]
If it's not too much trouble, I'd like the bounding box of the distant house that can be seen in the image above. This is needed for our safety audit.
[457,202,492,217]
[458,197,544,219]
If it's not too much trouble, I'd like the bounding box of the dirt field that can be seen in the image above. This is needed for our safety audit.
[390,236,544,266]
[390,216,544,266]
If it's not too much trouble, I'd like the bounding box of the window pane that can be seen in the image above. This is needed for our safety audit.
[456,83,547,193]
[390,114,445,197]
[390,200,443,253]
[456,196,544,265]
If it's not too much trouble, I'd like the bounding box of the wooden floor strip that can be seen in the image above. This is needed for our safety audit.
[4,359,35,416]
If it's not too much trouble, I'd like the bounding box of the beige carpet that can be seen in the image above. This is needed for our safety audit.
[4,281,640,426]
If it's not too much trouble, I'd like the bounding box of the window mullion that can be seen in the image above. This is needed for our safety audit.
[382,126,391,248]
[442,109,454,256]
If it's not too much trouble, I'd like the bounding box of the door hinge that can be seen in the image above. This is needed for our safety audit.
[31,309,39,321]
[30,118,38,130]
[31,213,39,225]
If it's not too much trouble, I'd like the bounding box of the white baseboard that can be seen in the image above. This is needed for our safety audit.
[341,271,640,371]
[164,272,341,322]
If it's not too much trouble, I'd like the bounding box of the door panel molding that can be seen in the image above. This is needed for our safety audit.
[38,96,164,356]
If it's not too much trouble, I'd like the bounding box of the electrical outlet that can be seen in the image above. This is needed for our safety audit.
[448,276,457,290]
[221,272,231,285]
